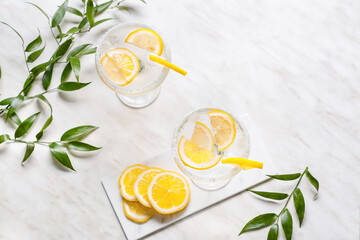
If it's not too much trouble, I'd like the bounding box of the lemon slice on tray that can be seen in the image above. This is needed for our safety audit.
[125,28,164,56]
[134,167,163,208]
[119,164,148,201]
[148,171,190,214]
[101,48,140,86]
[208,110,236,151]
[122,198,155,223]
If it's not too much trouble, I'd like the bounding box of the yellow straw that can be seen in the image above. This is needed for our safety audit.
[149,54,187,76]
[222,158,263,170]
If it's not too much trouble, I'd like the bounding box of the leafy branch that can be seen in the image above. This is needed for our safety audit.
[239,167,319,240]
[0,0,137,170]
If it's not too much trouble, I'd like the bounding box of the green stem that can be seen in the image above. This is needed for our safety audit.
[10,139,64,146]
[275,167,308,222]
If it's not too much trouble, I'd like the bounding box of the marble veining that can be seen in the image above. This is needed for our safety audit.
[0,0,359,239]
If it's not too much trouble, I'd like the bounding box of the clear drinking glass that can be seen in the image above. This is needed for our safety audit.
[171,108,251,190]
[95,22,171,108]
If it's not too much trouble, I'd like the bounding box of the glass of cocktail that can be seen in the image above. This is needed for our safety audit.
[172,108,251,190]
[95,22,171,108]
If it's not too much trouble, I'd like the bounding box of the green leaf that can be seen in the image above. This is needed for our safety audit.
[306,170,319,198]
[53,38,73,59]
[14,112,40,138]
[95,0,113,16]
[249,190,288,200]
[267,173,301,181]
[267,224,279,240]
[94,18,112,27]
[67,6,83,17]
[51,0,68,27]
[80,47,96,56]
[239,213,278,235]
[280,209,293,240]
[22,143,35,163]
[69,57,80,82]
[9,112,22,125]
[139,0,146,3]
[66,141,101,151]
[6,95,24,121]
[25,34,42,52]
[86,0,95,28]
[78,17,88,29]
[27,44,45,63]
[49,142,75,171]
[25,2,50,20]
[23,73,35,95]
[0,21,24,44]
[0,97,15,105]
[61,63,72,82]
[0,134,10,144]
[66,27,80,35]
[36,116,52,140]
[42,63,54,90]
[56,25,63,41]
[293,188,305,227]
[58,82,90,91]
[116,6,130,13]
[61,125,98,141]
[67,44,91,61]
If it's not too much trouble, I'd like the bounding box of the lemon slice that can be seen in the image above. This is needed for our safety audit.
[134,168,163,208]
[148,171,190,214]
[101,48,140,86]
[119,164,148,201]
[178,136,222,170]
[125,28,164,56]
[222,158,263,170]
[208,110,236,151]
[149,54,187,76]
[122,198,155,223]
[100,55,127,86]
[191,121,214,150]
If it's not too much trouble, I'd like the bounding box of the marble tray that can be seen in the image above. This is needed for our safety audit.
[101,115,277,240]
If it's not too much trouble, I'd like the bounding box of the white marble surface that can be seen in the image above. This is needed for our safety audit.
[0,0,359,239]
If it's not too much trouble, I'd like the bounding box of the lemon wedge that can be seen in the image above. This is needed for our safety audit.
[222,158,263,170]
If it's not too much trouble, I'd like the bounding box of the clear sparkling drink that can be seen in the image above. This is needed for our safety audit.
[172,108,250,190]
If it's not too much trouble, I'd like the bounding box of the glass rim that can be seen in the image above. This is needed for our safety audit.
[171,107,251,183]
[95,22,171,96]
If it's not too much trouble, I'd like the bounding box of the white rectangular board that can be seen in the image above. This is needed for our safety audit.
[101,114,277,240]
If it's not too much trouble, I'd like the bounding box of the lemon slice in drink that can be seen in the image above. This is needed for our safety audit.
[134,168,163,208]
[178,136,221,170]
[191,121,214,150]
[125,28,164,56]
[101,48,140,86]
[208,110,236,151]
[122,198,155,223]
[148,171,190,214]
[222,158,263,170]
[119,164,148,201]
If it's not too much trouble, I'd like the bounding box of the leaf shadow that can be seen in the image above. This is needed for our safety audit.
[67,147,102,159]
